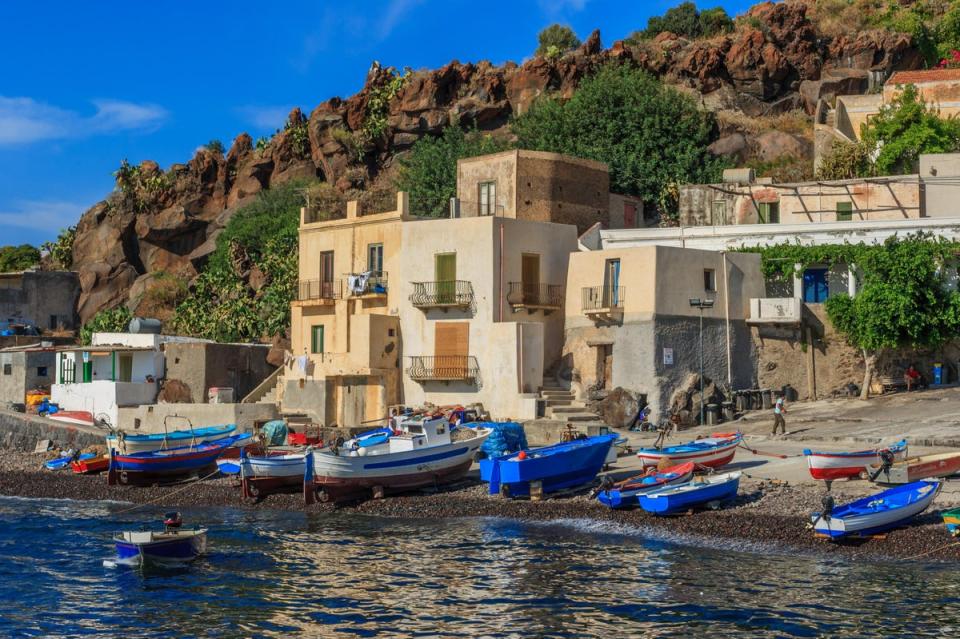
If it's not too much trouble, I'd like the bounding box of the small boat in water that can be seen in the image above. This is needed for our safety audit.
[480,434,617,498]
[811,480,941,539]
[804,440,908,480]
[113,512,207,566]
[107,435,241,485]
[597,462,695,509]
[942,508,960,536]
[304,415,490,504]
[106,423,237,454]
[865,452,960,485]
[635,433,741,470]
[638,471,742,515]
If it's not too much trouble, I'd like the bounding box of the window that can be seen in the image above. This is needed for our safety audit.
[367,243,383,274]
[479,181,497,216]
[49,315,58,330]
[837,201,853,221]
[711,201,726,225]
[803,268,829,303]
[319,251,334,298]
[311,325,325,354]
[603,259,621,307]
[118,353,133,383]
[704,269,716,292]
[758,202,780,224]
[37,367,48,377]
[2,364,10,375]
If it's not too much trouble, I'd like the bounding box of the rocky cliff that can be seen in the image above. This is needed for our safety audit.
[68,0,924,324]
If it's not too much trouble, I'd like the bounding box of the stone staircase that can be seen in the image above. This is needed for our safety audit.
[540,381,604,424]
[242,367,282,404]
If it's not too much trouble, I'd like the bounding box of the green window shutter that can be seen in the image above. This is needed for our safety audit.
[837,202,853,221]
[311,326,324,354]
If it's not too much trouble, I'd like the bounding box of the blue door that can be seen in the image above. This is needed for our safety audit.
[803,268,828,303]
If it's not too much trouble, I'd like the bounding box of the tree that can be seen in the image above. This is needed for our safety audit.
[511,64,726,218]
[535,24,580,59]
[395,126,513,217]
[824,235,960,399]
[79,306,133,345]
[860,84,960,175]
[205,139,225,155]
[41,226,76,269]
[815,140,874,180]
[0,245,40,272]
[638,2,732,40]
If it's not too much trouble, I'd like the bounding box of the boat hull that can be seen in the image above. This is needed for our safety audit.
[635,435,740,470]
[481,434,617,497]
[304,433,487,504]
[71,456,109,474]
[804,440,908,480]
[867,453,960,485]
[114,530,207,564]
[639,473,741,515]
[239,451,307,499]
[47,411,94,427]
[812,480,941,538]
[107,441,232,485]
[106,425,237,454]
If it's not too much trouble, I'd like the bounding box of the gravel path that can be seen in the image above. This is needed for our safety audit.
[6,450,960,563]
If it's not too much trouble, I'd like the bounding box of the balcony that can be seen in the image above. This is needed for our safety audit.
[297,279,341,305]
[342,271,388,298]
[582,285,625,321]
[748,297,802,324]
[407,355,479,382]
[507,282,563,314]
[410,281,474,311]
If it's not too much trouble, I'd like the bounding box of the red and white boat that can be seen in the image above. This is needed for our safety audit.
[47,411,95,427]
[803,440,908,480]
[866,451,960,485]
[635,432,741,469]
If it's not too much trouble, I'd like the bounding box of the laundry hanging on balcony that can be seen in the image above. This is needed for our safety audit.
[347,271,372,295]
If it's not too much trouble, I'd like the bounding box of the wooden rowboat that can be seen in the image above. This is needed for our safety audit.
[812,480,941,539]
[803,440,908,481]
[865,452,960,485]
[596,462,695,509]
[635,433,741,470]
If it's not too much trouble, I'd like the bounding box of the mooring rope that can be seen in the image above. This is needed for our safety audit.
[902,540,960,561]
[112,468,223,516]
[737,441,794,459]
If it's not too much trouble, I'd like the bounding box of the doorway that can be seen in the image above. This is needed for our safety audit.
[596,344,613,390]
[521,253,540,304]
[435,253,456,304]
[435,322,468,378]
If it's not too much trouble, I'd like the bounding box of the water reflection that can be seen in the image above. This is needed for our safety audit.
[0,497,958,637]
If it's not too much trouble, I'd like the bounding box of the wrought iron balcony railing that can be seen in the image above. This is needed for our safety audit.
[342,271,387,297]
[506,282,563,309]
[298,279,341,302]
[581,285,625,312]
[409,281,474,309]
[407,355,479,382]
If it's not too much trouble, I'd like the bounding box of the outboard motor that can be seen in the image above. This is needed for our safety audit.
[163,512,183,531]
[869,449,895,482]
[820,494,835,522]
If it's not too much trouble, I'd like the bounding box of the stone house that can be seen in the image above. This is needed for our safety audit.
[0,271,79,332]
[562,246,764,420]
[0,344,56,408]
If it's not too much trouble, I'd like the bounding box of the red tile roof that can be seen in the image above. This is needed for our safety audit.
[887,68,960,85]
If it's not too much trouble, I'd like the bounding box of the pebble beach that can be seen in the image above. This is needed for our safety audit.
[5,449,960,563]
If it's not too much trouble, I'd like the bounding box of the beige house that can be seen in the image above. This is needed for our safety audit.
[562,246,764,420]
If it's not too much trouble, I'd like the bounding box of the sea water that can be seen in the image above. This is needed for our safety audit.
[0,495,957,638]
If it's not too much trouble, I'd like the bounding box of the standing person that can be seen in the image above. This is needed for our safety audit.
[772,392,787,435]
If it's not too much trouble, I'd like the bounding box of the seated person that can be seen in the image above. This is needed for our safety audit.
[904,365,923,391]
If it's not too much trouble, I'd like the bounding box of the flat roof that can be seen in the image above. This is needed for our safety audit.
[58,345,155,353]
[888,69,960,85]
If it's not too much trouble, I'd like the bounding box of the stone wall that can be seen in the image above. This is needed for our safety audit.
[0,411,102,452]
[118,402,278,434]
[163,342,275,403]
[0,271,79,330]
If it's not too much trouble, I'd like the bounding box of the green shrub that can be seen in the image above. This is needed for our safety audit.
[635,2,733,40]
[395,126,513,217]
[79,306,132,345]
[536,24,580,58]
[511,64,727,219]
[205,139,225,155]
[815,140,874,180]
[0,244,40,273]
[41,226,76,269]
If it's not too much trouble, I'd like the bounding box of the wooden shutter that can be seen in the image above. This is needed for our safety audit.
[435,322,468,378]
[837,202,853,221]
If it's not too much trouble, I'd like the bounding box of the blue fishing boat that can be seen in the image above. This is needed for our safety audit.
[107,435,242,485]
[106,423,237,454]
[811,480,941,539]
[113,512,207,565]
[638,471,741,515]
[480,433,617,497]
[44,451,96,470]
[597,462,695,509]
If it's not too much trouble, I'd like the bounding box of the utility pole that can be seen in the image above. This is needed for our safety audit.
[689,297,715,425]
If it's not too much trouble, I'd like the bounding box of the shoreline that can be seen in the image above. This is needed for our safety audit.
[6,453,960,563]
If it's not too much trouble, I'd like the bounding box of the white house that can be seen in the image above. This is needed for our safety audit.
[52,332,207,428]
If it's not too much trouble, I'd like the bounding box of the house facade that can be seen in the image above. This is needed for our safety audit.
[0,344,56,408]
[0,271,79,332]
[562,246,764,420]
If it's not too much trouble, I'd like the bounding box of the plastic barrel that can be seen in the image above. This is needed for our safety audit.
[934,363,943,385]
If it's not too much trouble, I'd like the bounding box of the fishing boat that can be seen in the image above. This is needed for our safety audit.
[304,415,490,504]
[113,512,207,565]
[596,462,695,509]
[638,471,742,515]
[480,433,618,498]
[942,508,960,536]
[106,436,240,485]
[47,410,95,427]
[803,439,908,480]
[44,451,96,470]
[811,480,942,539]
[239,448,307,499]
[71,455,109,474]
[106,423,237,454]
[865,452,960,485]
[635,433,742,469]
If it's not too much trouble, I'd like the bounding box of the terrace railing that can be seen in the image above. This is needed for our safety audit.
[407,355,479,382]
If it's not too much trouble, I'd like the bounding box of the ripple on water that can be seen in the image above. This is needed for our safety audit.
[0,497,957,637]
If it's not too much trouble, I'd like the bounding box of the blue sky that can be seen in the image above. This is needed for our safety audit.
[0,0,754,247]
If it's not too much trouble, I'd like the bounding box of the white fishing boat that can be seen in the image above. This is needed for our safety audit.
[304,415,490,504]
[238,447,308,499]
